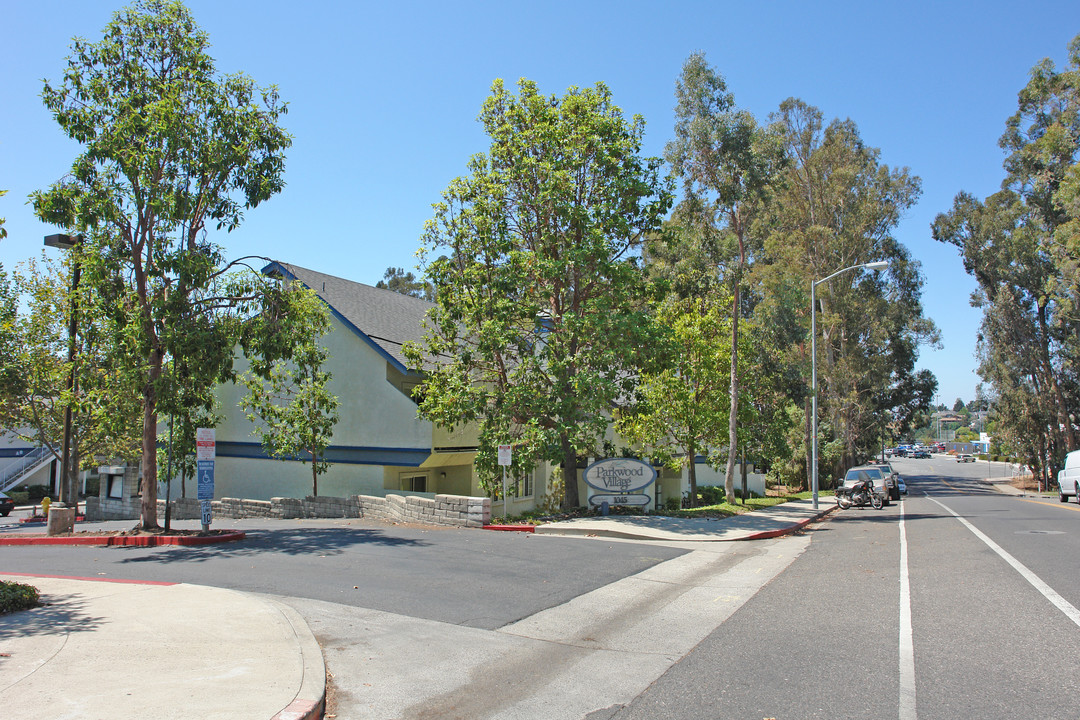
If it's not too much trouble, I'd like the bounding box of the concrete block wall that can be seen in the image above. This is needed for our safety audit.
[90,491,492,528]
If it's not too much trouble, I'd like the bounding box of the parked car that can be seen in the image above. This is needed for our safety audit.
[872,462,901,501]
[912,449,931,459]
[0,492,15,517]
[956,454,975,463]
[839,466,889,505]
[1058,450,1080,502]
[897,477,907,495]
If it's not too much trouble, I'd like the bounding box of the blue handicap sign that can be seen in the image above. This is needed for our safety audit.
[197,459,215,500]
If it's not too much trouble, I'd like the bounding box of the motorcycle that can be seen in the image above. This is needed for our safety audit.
[835,477,883,510]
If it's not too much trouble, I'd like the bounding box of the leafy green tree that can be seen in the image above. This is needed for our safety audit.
[3,254,142,477]
[32,1,302,528]
[376,267,435,301]
[240,286,338,496]
[617,288,731,506]
[406,78,671,508]
[665,52,786,500]
[953,398,966,412]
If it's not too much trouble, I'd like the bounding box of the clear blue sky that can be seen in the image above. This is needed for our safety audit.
[3,1,1078,407]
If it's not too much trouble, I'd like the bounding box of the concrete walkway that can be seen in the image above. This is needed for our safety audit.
[535,497,838,541]
[0,573,324,720]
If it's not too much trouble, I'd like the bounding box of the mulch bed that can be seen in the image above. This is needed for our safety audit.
[0,527,245,546]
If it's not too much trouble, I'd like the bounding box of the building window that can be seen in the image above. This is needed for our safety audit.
[514,469,534,498]
[400,474,427,493]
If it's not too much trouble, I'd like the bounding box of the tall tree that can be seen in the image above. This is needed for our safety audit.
[32,1,306,528]
[765,98,936,473]
[406,78,671,508]
[665,52,785,500]
[376,267,435,301]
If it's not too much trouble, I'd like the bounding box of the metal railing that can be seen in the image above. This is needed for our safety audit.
[1,446,53,493]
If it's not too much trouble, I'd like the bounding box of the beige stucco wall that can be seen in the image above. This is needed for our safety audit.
[211,314,433,501]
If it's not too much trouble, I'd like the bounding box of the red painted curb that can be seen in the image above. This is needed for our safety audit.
[0,530,246,546]
[483,524,536,532]
[272,698,324,720]
[738,506,838,541]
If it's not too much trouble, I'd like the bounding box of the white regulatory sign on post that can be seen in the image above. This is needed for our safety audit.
[498,444,512,467]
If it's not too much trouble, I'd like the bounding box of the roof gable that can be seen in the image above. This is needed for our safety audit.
[263,261,432,374]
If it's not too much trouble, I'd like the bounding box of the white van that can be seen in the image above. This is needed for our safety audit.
[1058,450,1080,502]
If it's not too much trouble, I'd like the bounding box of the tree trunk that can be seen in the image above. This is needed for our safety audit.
[724,283,740,500]
[687,440,698,507]
[311,442,318,497]
[561,434,580,509]
[804,395,812,492]
[139,348,163,529]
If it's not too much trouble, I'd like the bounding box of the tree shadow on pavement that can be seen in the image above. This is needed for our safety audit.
[0,593,104,641]
[114,526,433,565]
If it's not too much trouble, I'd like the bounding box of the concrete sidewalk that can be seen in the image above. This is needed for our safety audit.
[0,573,324,720]
[535,497,838,541]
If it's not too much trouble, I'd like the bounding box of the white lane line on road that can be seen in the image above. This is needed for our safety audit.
[899,500,917,720]
[927,494,1080,630]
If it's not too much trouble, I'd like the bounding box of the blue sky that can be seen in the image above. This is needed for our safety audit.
[3,1,1079,407]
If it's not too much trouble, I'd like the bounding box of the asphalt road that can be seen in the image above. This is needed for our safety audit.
[6,457,1080,719]
[609,456,1080,720]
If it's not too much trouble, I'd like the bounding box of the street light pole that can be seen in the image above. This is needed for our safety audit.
[810,260,889,509]
[44,233,82,511]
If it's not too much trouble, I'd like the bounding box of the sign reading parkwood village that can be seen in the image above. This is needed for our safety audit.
[583,458,657,508]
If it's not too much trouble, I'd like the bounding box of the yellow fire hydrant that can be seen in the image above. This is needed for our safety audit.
[41,496,51,517]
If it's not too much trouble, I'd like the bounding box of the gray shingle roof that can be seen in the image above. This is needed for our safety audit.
[263,261,432,374]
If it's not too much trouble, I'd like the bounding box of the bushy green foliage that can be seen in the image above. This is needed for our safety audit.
[698,486,725,505]
[0,581,40,614]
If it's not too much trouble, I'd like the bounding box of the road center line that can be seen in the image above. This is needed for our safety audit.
[927,494,1080,630]
[899,499,917,720]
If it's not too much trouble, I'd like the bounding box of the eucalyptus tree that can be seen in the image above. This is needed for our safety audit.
[406,78,671,508]
[934,34,1080,471]
[765,98,936,472]
[665,52,785,499]
[31,1,315,529]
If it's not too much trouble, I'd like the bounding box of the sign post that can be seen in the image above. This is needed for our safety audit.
[196,428,215,532]
[498,444,512,520]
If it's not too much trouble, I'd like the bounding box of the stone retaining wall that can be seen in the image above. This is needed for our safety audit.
[88,492,492,527]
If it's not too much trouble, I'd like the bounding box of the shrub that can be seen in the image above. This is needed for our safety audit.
[26,484,50,501]
[7,491,29,504]
[698,486,725,505]
[0,581,40,615]
[665,497,681,512]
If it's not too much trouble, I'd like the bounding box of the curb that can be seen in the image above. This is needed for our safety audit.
[483,524,536,533]
[267,597,326,720]
[737,505,838,540]
[0,530,246,546]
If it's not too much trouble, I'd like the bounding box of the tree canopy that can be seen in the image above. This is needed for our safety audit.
[31,0,322,528]
[406,78,671,508]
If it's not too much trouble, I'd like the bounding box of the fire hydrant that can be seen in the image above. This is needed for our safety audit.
[41,496,51,517]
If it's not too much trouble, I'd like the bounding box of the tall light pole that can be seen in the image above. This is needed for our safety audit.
[44,233,82,511]
[811,260,889,509]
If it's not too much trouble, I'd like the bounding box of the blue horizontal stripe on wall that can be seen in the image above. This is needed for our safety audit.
[216,441,431,467]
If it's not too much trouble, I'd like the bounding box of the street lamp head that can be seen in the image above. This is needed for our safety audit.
[44,233,80,249]
[863,260,889,271]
